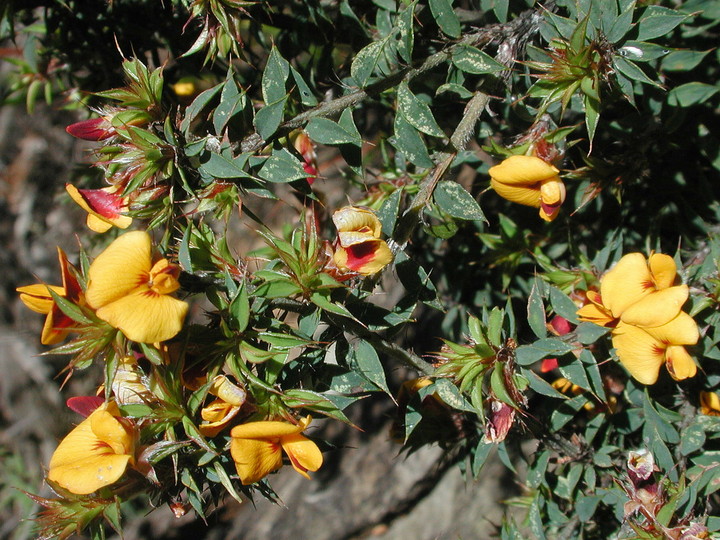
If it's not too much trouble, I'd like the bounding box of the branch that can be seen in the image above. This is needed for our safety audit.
[238,7,542,154]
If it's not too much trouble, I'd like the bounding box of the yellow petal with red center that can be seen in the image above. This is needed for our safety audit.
[332,207,382,236]
[86,231,152,309]
[648,253,677,290]
[281,432,323,479]
[95,289,188,343]
[66,184,132,232]
[230,437,284,485]
[601,253,654,318]
[48,403,133,494]
[90,402,134,456]
[40,307,75,345]
[17,284,64,314]
[490,178,541,207]
[665,345,697,380]
[488,155,559,186]
[620,285,688,328]
[149,259,181,295]
[611,322,665,385]
[334,240,393,275]
[643,311,699,345]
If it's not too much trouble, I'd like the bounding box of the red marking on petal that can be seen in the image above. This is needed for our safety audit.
[345,242,378,272]
[66,396,105,417]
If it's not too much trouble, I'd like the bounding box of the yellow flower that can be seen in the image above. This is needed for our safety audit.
[488,155,566,222]
[85,231,189,343]
[17,247,84,345]
[700,391,720,416]
[230,416,323,485]
[332,206,393,275]
[48,401,136,495]
[199,375,247,437]
[66,183,132,233]
[611,312,698,385]
[596,252,679,320]
[576,252,699,385]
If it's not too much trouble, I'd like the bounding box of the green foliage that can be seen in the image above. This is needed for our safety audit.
[3,0,720,538]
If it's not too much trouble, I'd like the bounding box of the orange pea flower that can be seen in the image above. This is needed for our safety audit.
[48,401,136,495]
[86,231,188,343]
[230,416,323,485]
[488,155,566,222]
[17,247,84,345]
[332,206,393,276]
[66,183,132,233]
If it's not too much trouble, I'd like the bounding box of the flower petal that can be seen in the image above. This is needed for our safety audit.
[490,178,541,207]
[230,420,303,439]
[95,289,188,343]
[86,231,152,309]
[488,155,559,186]
[648,253,677,290]
[601,253,654,317]
[700,391,720,416]
[17,284,63,314]
[86,213,114,233]
[643,311,699,346]
[49,453,132,495]
[90,402,134,456]
[620,285,688,328]
[281,433,323,479]
[332,207,382,236]
[230,437,283,485]
[576,302,615,327]
[665,345,697,381]
[611,322,665,385]
[334,240,393,275]
[48,403,133,494]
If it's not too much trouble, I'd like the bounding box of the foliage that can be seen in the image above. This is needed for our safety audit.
[3,0,720,538]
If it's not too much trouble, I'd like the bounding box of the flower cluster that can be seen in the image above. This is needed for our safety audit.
[577,252,699,385]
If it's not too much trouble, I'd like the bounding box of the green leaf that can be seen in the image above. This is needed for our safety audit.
[606,0,636,44]
[613,57,663,88]
[661,49,712,71]
[668,82,720,107]
[254,279,303,299]
[229,280,250,332]
[549,286,580,324]
[181,83,222,132]
[396,2,416,63]
[200,151,251,179]
[431,378,475,412]
[527,281,547,339]
[559,357,591,391]
[515,339,574,366]
[428,0,461,38]
[680,421,706,456]
[392,113,434,168]
[452,45,506,75]
[397,82,444,137]
[377,187,403,236]
[433,180,486,222]
[575,322,610,344]
[584,94,600,149]
[258,148,308,183]
[636,6,688,41]
[262,46,290,104]
[305,117,361,146]
[349,340,389,394]
[254,96,288,140]
[351,38,388,87]
[290,66,318,106]
[213,77,245,134]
